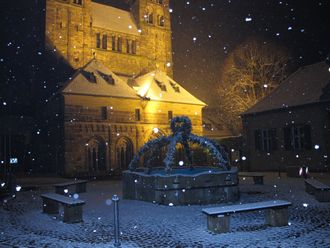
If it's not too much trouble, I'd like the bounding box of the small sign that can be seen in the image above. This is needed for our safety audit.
[10,158,18,164]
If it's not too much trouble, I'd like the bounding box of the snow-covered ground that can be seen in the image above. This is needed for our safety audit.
[0,173,329,248]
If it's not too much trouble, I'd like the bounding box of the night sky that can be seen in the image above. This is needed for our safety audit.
[0,0,330,114]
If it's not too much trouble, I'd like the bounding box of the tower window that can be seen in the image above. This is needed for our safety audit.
[126,39,131,54]
[112,35,116,51]
[117,37,122,52]
[102,34,107,49]
[73,0,83,5]
[132,40,137,54]
[96,33,101,49]
[135,109,141,121]
[159,16,165,27]
[145,12,153,24]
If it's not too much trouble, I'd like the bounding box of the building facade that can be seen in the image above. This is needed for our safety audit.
[241,61,330,172]
[45,0,206,176]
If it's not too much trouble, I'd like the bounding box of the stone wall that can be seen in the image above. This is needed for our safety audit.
[61,94,204,176]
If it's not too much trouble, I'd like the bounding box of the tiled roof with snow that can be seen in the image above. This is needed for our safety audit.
[91,2,139,36]
[242,61,330,115]
[62,59,139,99]
[133,70,206,106]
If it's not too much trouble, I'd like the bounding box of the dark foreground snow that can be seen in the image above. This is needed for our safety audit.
[1,173,329,248]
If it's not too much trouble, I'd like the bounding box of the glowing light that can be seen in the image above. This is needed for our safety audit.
[16,185,22,192]
[178,161,184,166]
[314,144,320,150]
[153,127,159,134]
[263,84,268,88]
[138,29,142,33]
[64,189,69,194]
[241,156,247,161]
[168,203,174,206]
[296,154,299,158]
[166,62,171,67]
[303,203,308,207]
[169,8,173,13]
[73,194,79,199]
[245,17,252,22]
[128,25,132,29]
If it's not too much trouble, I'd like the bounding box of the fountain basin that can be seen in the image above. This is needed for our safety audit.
[123,166,239,205]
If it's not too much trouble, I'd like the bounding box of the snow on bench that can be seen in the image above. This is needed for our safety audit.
[54,180,88,195]
[305,179,330,202]
[202,200,292,233]
[41,193,85,223]
[238,172,265,184]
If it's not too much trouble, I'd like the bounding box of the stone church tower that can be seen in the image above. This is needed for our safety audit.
[45,0,173,77]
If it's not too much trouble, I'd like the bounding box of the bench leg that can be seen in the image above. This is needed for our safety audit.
[76,183,86,193]
[63,205,83,223]
[305,183,314,194]
[253,177,263,185]
[207,214,230,233]
[266,207,288,227]
[43,199,59,214]
[314,190,330,202]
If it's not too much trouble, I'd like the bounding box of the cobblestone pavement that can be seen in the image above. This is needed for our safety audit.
[0,173,330,247]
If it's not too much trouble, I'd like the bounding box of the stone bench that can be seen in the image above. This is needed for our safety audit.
[54,180,88,195]
[41,193,85,223]
[202,200,291,233]
[238,172,265,185]
[305,179,330,202]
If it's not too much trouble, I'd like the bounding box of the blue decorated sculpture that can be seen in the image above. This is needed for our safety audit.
[129,116,229,173]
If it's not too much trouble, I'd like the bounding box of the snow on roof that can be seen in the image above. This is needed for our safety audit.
[91,2,139,36]
[243,61,330,115]
[62,59,139,99]
[133,70,206,106]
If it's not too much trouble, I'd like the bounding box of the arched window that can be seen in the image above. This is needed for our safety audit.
[116,137,133,171]
[145,12,153,24]
[86,137,107,173]
[73,0,83,5]
[159,16,165,26]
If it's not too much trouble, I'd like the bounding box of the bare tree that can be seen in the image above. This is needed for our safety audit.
[217,38,289,135]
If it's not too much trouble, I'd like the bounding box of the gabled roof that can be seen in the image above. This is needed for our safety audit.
[91,2,139,36]
[242,61,330,115]
[62,59,139,99]
[132,70,206,106]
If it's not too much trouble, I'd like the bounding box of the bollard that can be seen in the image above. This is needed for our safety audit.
[112,194,121,247]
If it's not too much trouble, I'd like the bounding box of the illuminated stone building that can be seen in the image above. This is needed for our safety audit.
[45,0,206,176]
